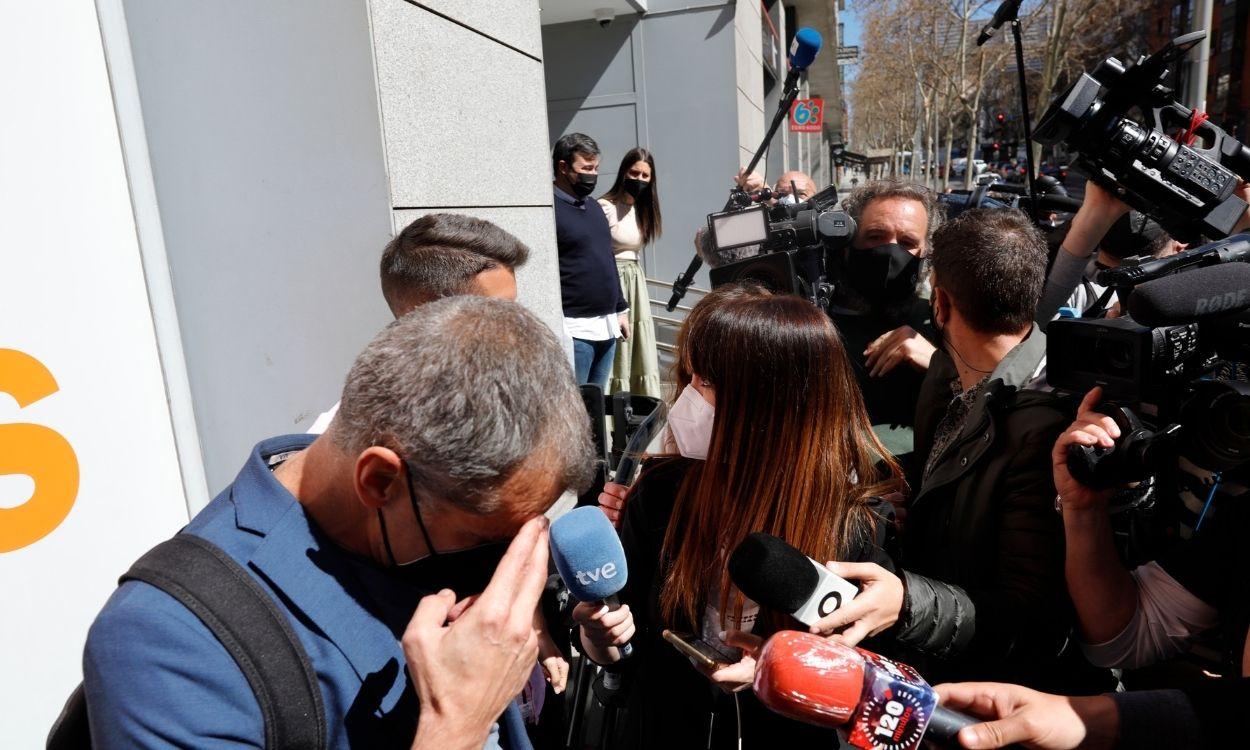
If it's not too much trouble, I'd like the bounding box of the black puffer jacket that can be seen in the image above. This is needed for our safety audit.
[892,326,1113,694]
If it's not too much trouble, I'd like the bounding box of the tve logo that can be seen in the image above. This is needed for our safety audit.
[0,349,79,552]
[574,562,618,587]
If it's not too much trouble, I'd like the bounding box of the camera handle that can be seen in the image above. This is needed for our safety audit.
[666,75,807,311]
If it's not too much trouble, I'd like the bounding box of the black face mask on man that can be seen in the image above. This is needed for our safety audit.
[566,169,598,199]
[842,243,921,305]
[622,178,649,199]
[375,462,509,596]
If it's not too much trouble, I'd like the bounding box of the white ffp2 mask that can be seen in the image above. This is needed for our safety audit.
[668,383,715,460]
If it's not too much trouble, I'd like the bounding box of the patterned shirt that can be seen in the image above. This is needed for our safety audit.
[924,375,989,483]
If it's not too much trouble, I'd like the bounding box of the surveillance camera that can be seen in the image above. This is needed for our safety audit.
[594,7,615,28]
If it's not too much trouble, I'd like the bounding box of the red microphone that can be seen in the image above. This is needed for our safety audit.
[753,631,977,749]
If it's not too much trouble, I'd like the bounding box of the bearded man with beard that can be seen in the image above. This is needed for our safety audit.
[828,180,942,455]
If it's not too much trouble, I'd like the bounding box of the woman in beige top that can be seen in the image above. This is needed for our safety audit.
[599,147,663,399]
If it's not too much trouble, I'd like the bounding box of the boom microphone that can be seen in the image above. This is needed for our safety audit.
[549,507,633,661]
[1127,263,1250,326]
[784,27,823,90]
[977,0,1023,46]
[754,631,981,749]
[727,533,859,626]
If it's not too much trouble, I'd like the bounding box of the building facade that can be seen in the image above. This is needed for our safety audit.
[540,0,839,299]
[3,2,563,744]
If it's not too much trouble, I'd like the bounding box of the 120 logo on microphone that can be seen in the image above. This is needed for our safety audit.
[845,650,937,750]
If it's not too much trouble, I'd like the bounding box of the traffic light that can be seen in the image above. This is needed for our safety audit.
[995,112,1006,125]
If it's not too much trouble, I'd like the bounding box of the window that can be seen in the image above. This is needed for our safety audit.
[1172,4,1183,35]
[1216,73,1230,106]
[1221,28,1234,53]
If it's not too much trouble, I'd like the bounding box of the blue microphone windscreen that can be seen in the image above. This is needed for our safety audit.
[549,506,629,602]
[790,27,823,70]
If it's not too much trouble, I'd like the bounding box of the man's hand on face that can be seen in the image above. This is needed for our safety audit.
[864,325,936,377]
[404,516,548,750]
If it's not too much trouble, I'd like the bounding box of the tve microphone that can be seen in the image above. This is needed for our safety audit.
[1127,262,1250,326]
[549,506,633,661]
[754,631,980,749]
[976,0,1023,47]
[727,532,859,626]
[784,27,823,90]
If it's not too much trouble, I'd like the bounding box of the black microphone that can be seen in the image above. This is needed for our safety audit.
[977,0,1023,46]
[728,533,860,626]
[1127,263,1250,326]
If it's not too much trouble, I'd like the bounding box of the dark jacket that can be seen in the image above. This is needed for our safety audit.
[613,457,898,749]
[831,297,935,434]
[892,326,1112,693]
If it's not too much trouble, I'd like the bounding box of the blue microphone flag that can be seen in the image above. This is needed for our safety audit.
[789,27,822,71]
[549,506,629,602]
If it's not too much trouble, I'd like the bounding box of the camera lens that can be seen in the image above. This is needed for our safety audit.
[1183,381,1250,471]
[1095,338,1135,377]
[1107,118,1148,160]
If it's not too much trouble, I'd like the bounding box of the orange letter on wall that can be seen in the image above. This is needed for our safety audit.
[0,349,79,552]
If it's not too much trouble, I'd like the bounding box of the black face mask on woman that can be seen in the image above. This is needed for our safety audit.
[622,178,649,199]
[842,243,921,305]
[375,462,509,596]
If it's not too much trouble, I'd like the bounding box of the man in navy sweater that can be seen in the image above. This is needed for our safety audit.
[551,132,629,388]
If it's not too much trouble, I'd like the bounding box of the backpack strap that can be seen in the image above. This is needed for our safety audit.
[120,534,327,750]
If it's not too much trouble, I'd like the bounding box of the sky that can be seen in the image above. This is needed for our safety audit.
[841,5,863,81]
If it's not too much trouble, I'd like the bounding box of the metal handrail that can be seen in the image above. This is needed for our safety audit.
[647,278,711,296]
[653,315,683,328]
[650,298,693,313]
[656,342,677,353]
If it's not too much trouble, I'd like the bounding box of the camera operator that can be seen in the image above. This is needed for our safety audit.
[772,170,816,205]
[1055,387,1250,677]
[1037,182,1250,326]
[831,180,941,449]
[814,209,1111,693]
[1060,208,1184,317]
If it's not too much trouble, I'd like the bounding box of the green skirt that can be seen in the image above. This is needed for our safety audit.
[610,259,662,399]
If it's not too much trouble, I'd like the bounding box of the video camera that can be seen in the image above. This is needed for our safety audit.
[1047,235,1250,489]
[704,184,855,307]
[1034,31,1250,243]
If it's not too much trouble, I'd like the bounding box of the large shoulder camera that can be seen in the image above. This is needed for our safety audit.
[1034,31,1250,243]
[704,184,855,306]
[1047,234,1250,489]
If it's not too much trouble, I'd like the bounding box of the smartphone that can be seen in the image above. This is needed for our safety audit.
[662,629,737,670]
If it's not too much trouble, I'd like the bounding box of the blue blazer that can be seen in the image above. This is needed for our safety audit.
[83,434,532,749]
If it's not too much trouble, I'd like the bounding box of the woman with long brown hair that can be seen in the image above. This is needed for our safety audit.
[599,147,663,398]
[574,283,906,748]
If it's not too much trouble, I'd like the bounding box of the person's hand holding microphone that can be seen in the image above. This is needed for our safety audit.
[935,682,1119,750]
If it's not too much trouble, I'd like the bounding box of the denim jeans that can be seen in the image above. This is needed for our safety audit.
[572,337,617,389]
